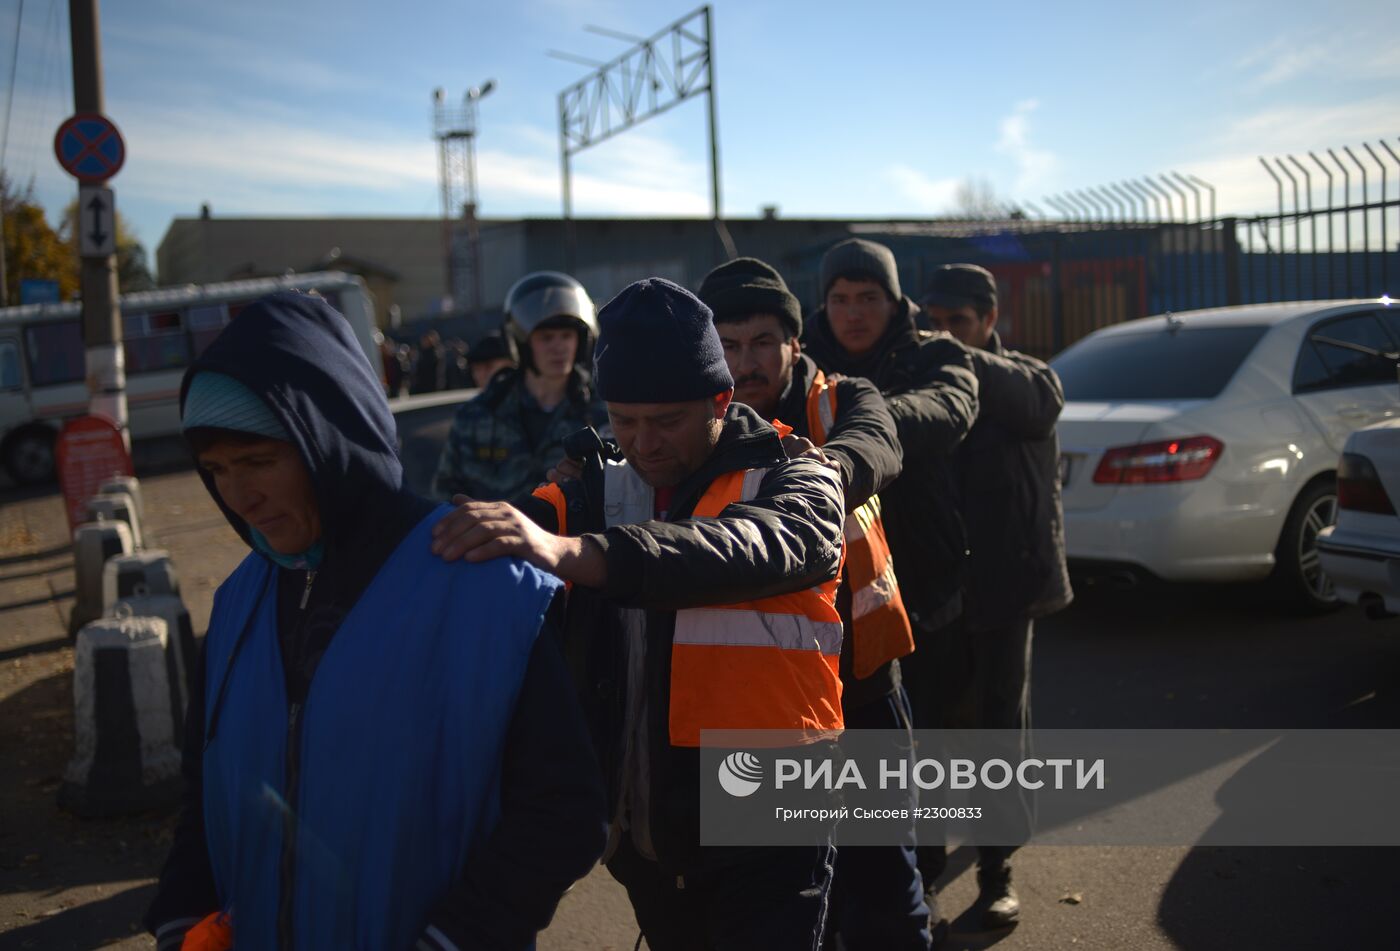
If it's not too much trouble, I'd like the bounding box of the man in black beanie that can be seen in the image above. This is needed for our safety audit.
[699,257,938,950]
[803,238,979,943]
[912,264,1072,930]
[430,277,849,951]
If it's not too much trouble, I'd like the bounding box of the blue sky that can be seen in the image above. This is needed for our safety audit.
[3,0,1397,268]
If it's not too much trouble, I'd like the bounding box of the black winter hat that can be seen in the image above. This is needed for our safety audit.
[697,257,803,338]
[466,330,519,366]
[594,278,734,403]
[819,238,901,301]
[922,263,998,311]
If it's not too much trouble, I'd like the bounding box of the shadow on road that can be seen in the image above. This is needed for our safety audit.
[1,881,155,950]
[1048,582,1400,947]
[0,590,76,615]
[0,671,175,949]
[0,636,69,664]
[0,562,75,585]
[1158,846,1392,948]
[0,544,72,570]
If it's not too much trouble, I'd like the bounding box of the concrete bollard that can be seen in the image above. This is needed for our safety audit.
[115,593,197,730]
[60,611,183,817]
[98,476,145,529]
[102,549,181,616]
[83,493,143,550]
[70,519,134,637]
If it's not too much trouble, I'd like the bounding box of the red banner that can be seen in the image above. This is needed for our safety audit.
[56,416,134,533]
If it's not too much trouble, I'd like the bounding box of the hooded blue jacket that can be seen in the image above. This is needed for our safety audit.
[145,292,607,950]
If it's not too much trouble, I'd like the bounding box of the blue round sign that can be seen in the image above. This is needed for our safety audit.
[53,113,125,183]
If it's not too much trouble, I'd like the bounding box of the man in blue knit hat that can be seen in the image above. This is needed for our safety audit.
[432,278,849,950]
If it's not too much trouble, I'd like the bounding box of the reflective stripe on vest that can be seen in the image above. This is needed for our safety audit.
[806,371,916,679]
[667,466,845,746]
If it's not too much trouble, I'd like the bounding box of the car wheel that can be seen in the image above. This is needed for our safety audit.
[1271,479,1339,613]
[3,426,57,485]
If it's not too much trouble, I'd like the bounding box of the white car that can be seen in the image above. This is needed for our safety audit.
[1317,420,1400,619]
[1050,299,1400,610]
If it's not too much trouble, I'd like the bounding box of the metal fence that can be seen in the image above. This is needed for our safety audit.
[786,140,1400,360]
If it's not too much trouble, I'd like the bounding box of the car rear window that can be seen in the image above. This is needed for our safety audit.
[1051,325,1269,401]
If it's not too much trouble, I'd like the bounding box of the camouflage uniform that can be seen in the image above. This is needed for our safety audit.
[433,367,610,502]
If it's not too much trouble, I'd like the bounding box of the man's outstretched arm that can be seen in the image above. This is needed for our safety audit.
[430,457,844,611]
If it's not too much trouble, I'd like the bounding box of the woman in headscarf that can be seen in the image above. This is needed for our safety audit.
[144,291,606,951]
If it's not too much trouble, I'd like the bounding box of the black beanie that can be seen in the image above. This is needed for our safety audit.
[594,278,735,403]
[696,257,803,338]
[819,238,901,301]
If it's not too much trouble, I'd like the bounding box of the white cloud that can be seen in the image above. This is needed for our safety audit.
[1234,37,1329,92]
[104,20,376,96]
[116,106,437,200]
[884,165,960,212]
[995,99,1056,195]
[1181,96,1400,216]
[105,96,709,222]
[1234,33,1400,92]
[565,132,710,214]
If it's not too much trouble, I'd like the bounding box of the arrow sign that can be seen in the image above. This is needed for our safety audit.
[78,186,116,258]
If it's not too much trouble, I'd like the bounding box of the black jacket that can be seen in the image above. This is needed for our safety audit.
[519,403,845,874]
[772,354,906,710]
[804,296,980,631]
[957,331,1073,629]
[146,291,606,951]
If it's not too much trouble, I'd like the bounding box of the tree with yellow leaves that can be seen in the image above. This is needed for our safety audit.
[1,171,79,306]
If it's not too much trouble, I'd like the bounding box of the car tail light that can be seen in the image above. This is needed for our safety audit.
[1093,436,1224,485]
[1337,453,1396,514]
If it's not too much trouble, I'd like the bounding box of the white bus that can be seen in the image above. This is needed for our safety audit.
[0,271,384,484]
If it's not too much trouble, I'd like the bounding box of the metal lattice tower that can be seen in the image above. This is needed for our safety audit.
[556,5,733,268]
[432,81,493,317]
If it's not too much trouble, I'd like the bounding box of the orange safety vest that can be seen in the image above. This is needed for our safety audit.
[532,459,845,747]
[805,370,916,679]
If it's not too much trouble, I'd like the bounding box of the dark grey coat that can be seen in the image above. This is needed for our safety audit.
[803,297,980,632]
[957,331,1073,630]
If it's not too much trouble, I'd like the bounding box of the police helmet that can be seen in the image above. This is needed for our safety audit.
[503,271,597,345]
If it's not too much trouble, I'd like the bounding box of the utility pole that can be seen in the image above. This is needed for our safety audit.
[0,0,20,308]
[0,195,8,308]
[67,0,126,443]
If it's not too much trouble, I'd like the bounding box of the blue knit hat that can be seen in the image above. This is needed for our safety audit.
[181,371,287,440]
[593,278,734,403]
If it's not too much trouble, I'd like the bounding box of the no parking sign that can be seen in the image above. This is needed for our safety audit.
[53,113,125,183]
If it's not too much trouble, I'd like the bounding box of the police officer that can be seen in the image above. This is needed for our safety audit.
[433,271,608,502]
[466,330,519,390]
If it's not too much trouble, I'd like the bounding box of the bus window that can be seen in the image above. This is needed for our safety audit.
[189,303,227,356]
[125,310,190,374]
[1,339,21,389]
[26,320,84,386]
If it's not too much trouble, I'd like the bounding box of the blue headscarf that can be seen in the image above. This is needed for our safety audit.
[183,370,324,570]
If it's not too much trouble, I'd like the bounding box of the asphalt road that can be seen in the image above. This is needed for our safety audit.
[2,465,1396,950]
